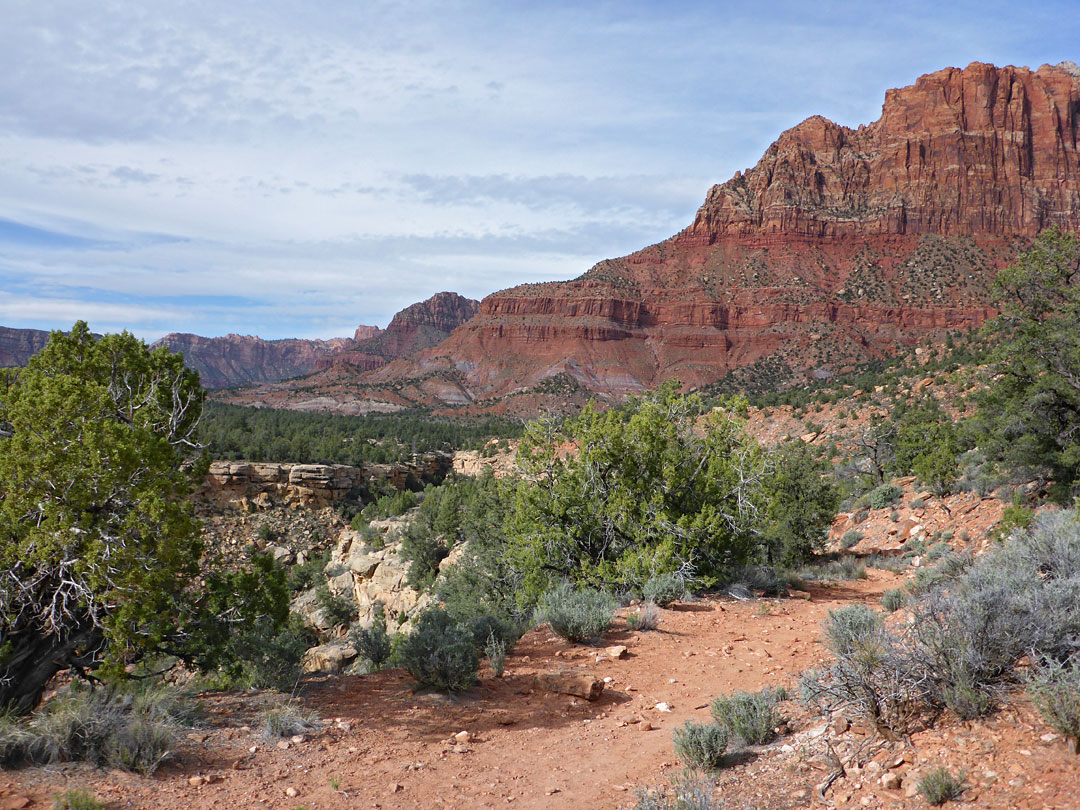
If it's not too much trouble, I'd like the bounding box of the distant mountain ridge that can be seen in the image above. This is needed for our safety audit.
[0,292,480,389]
[0,326,53,368]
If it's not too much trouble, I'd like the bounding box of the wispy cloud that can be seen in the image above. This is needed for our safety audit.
[0,0,1077,338]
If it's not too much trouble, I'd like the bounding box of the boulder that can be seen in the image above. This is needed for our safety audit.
[302,643,357,674]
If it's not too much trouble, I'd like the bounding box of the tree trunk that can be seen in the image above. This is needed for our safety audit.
[0,624,101,714]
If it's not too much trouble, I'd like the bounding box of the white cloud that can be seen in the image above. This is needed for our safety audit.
[0,0,1076,338]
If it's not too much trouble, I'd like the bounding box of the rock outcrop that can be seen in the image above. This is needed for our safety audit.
[334,62,1079,408]
[195,456,452,511]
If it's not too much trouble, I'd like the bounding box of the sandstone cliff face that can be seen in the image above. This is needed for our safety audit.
[153,333,357,389]
[328,292,481,370]
[167,293,479,389]
[195,455,452,511]
[362,62,1079,402]
[0,326,52,367]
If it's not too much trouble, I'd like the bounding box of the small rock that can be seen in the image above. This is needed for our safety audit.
[277,740,290,750]
[290,734,305,744]
[606,645,628,659]
[389,782,403,793]
[188,776,206,787]
[285,787,299,798]
[533,672,605,701]
[654,702,672,712]
[545,787,561,795]
[454,731,471,744]
[830,716,850,735]
[880,772,902,790]
[640,721,654,731]
[1040,732,1059,743]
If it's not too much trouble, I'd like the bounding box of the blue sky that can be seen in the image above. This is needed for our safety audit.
[1,0,1076,339]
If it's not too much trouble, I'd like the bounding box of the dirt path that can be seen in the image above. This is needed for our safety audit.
[3,574,893,810]
[7,568,1079,809]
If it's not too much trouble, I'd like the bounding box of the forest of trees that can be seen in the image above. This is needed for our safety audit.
[197,402,523,465]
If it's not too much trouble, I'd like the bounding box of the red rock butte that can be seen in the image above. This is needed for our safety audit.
[360,62,1080,405]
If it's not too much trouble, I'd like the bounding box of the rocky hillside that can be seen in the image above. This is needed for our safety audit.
[325,292,481,371]
[0,326,52,367]
[152,333,358,389]
[270,61,1076,414]
[156,292,479,389]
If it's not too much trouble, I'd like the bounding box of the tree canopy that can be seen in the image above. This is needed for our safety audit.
[505,382,771,599]
[0,323,206,712]
[979,227,1080,501]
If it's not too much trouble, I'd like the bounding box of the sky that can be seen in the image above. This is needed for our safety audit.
[1,1,1077,340]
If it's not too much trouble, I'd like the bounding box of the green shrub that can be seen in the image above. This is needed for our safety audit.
[0,684,196,775]
[795,555,866,582]
[839,530,863,549]
[484,632,508,678]
[869,484,902,509]
[535,583,615,643]
[642,573,689,607]
[925,542,950,562]
[823,605,882,657]
[287,550,330,593]
[469,613,517,652]
[881,588,907,612]
[864,554,907,573]
[350,606,393,671]
[53,790,104,810]
[364,489,419,520]
[709,688,781,745]
[626,603,661,631]
[671,720,728,770]
[215,614,316,691]
[990,500,1035,543]
[916,767,967,805]
[910,497,925,509]
[394,609,480,692]
[1025,656,1080,745]
[315,584,357,628]
[259,698,319,739]
[626,771,723,810]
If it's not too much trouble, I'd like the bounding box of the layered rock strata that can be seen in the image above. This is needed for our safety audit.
[359,62,1080,403]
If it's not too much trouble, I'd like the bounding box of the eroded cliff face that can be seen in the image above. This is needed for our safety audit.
[154,333,356,389]
[362,62,1079,403]
[327,292,481,371]
[0,326,52,367]
[152,293,479,389]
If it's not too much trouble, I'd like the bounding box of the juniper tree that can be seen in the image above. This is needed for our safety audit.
[0,323,205,712]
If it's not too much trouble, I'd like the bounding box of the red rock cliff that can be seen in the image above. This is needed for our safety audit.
[327,292,480,370]
[366,62,1080,402]
[154,333,356,389]
[0,326,53,367]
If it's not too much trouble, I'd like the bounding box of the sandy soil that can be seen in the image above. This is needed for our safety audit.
[4,570,1077,810]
